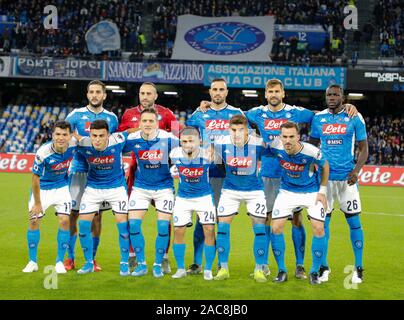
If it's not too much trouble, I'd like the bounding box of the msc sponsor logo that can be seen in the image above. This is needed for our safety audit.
[326,139,343,145]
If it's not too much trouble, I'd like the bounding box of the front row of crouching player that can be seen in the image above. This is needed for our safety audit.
[23,112,331,285]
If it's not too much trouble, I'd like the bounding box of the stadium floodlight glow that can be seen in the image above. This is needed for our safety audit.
[244,93,259,97]
[106,85,121,90]
[164,91,178,95]
[348,93,364,97]
[112,89,126,93]
[242,90,257,94]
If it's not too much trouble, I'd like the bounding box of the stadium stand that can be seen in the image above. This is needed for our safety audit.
[0,0,144,58]
[0,103,402,165]
[374,0,404,58]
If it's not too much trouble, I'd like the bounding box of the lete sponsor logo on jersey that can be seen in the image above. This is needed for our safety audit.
[205,120,230,130]
[227,156,253,168]
[322,124,347,135]
[85,121,92,132]
[264,119,287,131]
[280,159,305,172]
[88,155,115,164]
[138,150,164,161]
[51,159,73,171]
[179,166,204,177]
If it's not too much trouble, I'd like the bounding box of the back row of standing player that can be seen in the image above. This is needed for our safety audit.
[23,79,368,285]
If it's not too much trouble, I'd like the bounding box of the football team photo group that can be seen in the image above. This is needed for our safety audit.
[23,78,368,287]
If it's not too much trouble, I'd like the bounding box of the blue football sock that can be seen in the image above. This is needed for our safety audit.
[322,215,331,267]
[78,220,93,263]
[56,229,70,263]
[264,225,271,265]
[346,215,364,268]
[27,229,40,263]
[92,237,100,259]
[310,235,326,274]
[117,222,130,263]
[216,222,230,268]
[253,224,267,266]
[204,244,216,271]
[292,225,306,266]
[193,219,205,266]
[271,233,287,272]
[129,219,145,263]
[155,220,169,265]
[173,243,186,269]
[67,234,77,260]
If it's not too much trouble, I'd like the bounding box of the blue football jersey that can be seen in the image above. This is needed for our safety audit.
[310,109,367,181]
[246,104,314,178]
[77,132,128,189]
[269,139,326,193]
[123,129,179,190]
[66,107,119,173]
[215,135,265,192]
[186,104,245,178]
[32,139,77,190]
[170,147,213,198]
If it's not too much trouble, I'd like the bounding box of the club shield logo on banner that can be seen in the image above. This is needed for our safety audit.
[172,15,274,62]
[184,21,266,56]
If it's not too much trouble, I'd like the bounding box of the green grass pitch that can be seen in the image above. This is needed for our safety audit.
[0,172,403,300]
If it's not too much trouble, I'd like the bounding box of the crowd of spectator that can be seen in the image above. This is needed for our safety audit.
[364,115,404,166]
[152,0,351,62]
[0,0,144,59]
[374,0,404,58]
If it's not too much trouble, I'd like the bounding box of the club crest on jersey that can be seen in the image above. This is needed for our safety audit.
[264,119,287,131]
[206,119,230,130]
[322,124,347,135]
[280,160,305,172]
[179,166,204,177]
[52,159,72,170]
[285,112,292,118]
[89,155,115,164]
[227,156,252,168]
[139,150,163,161]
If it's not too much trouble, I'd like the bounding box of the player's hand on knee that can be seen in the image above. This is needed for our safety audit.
[198,101,211,113]
[316,193,327,212]
[29,203,43,221]
[343,103,358,118]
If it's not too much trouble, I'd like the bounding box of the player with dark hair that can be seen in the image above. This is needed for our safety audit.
[64,80,119,272]
[23,121,77,274]
[118,82,179,273]
[309,84,368,284]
